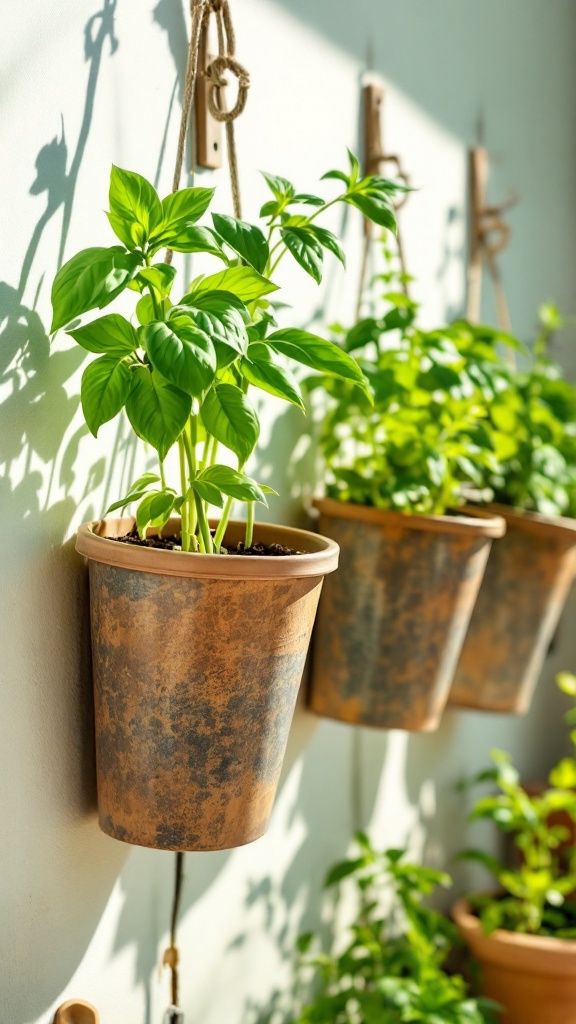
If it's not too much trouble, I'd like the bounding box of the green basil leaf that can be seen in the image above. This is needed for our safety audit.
[174,289,249,368]
[191,479,225,508]
[152,224,225,258]
[261,172,295,200]
[291,193,325,206]
[212,213,269,273]
[149,187,215,249]
[307,225,345,265]
[136,490,176,536]
[345,191,397,231]
[144,318,216,398]
[267,328,370,392]
[105,489,149,515]
[127,471,162,492]
[108,166,162,248]
[126,366,191,460]
[130,264,177,297]
[51,247,143,332]
[136,294,170,327]
[81,355,133,436]
[241,343,304,410]
[68,313,138,355]
[199,465,268,505]
[187,266,278,302]
[201,382,260,464]
[280,226,323,283]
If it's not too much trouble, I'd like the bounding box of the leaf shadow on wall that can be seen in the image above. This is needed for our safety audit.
[0,4,144,1022]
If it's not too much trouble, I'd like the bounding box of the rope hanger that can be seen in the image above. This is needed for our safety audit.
[162,4,250,1018]
[165,0,250,269]
[466,145,518,333]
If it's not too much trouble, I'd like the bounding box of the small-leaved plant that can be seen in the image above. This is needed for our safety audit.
[482,304,576,517]
[51,154,406,552]
[459,672,576,937]
[310,248,514,515]
[292,833,498,1024]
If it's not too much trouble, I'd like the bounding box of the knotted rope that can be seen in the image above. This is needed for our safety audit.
[166,0,249,267]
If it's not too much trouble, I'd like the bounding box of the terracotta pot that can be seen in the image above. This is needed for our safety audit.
[76,517,339,852]
[449,506,576,715]
[307,500,505,732]
[453,897,576,1024]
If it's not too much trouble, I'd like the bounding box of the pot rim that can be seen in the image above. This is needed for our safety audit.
[452,896,576,963]
[76,516,339,580]
[312,497,506,538]
[485,502,576,541]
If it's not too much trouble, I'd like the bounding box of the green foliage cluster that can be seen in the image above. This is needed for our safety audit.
[51,155,405,552]
[312,246,576,519]
[291,833,498,1024]
[460,673,576,937]
[486,304,576,517]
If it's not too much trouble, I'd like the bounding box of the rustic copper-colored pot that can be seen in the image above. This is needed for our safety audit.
[449,506,576,715]
[453,897,576,1024]
[307,499,505,732]
[76,517,339,852]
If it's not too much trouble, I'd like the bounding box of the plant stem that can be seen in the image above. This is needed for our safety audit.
[213,495,234,550]
[245,501,255,548]
[194,491,213,553]
[159,459,167,490]
[178,439,190,552]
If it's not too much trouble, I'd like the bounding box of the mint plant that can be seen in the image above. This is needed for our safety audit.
[309,250,512,515]
[459,673,576,937]
[51,155,405,552]
[482,304,576,517]
[292,833,498,1024]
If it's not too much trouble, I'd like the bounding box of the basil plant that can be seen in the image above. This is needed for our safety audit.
[51,155,406,552]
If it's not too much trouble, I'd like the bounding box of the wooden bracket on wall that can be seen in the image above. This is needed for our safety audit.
[358,79,411,305]
[467,145,518,330]
[193,21,223,170]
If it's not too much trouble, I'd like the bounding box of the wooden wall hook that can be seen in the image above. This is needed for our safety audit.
[194,20,223,169]
[467,145,519,330]
[362,81,410,205]
[53,1000,100,1024]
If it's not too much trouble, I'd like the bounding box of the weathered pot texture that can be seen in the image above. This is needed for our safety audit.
[453,897,576,1024]
[307,499,505,732]
[449,505,576,715]
[76,517,339,852]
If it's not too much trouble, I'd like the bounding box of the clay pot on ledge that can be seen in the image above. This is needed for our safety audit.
[453,897,576,1024]
[448,505,576,715]
[307,499,505,732]
[76,516,339,852]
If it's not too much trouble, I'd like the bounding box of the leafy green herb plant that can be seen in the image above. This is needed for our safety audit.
[51,155,406,552]
[292,833,498,1024]
[459,672,576,937]
[481,304,576,518]
[310,249,515,516]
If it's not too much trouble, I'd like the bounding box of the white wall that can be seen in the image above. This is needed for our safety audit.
[1,2,576,1022]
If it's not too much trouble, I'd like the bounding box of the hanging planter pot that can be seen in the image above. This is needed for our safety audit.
[307,499,505,732]
[453,898,576,1024]
[448,506,576,715]
[77,517,338,852]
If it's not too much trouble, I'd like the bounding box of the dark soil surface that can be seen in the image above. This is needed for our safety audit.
[112,525,301,556]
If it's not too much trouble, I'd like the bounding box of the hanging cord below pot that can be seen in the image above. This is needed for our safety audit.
[162,852,185,1022]
[160,3,250,1018]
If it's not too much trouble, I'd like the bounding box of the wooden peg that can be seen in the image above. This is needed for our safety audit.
[363,80,385,178]
[194,22,223,170]
[53,1000,99,1024]
[467,145,518,329]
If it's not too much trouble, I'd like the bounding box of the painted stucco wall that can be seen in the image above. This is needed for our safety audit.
[2,2,576,1022]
